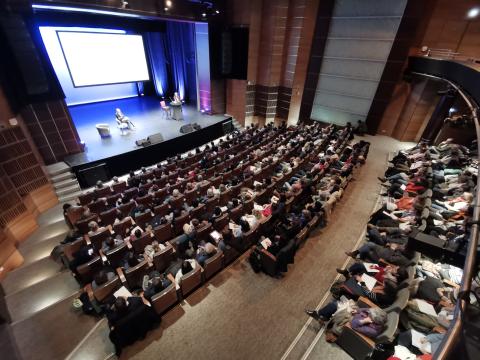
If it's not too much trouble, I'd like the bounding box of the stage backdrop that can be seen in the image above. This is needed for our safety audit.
[145,22,197,104]
[39,26,139,106]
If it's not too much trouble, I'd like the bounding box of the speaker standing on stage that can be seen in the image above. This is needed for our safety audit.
[173,92,181,103]
[170,93,184,121]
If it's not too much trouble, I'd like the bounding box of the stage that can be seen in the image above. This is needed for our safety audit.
[64,97,232,187]
[66,96,229,164]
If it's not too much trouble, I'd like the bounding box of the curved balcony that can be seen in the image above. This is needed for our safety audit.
[407,55,480,360]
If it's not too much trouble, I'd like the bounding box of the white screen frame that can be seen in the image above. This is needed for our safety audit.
[57,31,150,88]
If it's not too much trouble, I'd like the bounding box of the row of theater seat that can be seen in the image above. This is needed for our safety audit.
[72,124,355,318]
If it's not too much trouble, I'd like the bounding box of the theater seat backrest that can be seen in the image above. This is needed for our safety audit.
[93,276,122,302]
[180,265,202,298]
[203,251,224,280]
[151,283,178,315]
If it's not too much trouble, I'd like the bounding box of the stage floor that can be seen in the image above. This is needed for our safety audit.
[66,97,229,165]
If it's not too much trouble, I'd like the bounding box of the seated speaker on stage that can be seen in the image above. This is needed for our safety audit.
[115,108,135,132]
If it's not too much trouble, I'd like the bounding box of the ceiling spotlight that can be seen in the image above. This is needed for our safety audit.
[166,0,172,7]
[202,12,206,17]
[467,7,479,18]
[216,10,220,14]
[164,7,168,11]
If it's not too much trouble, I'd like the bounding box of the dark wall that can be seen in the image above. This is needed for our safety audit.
[365,0,431,134]
[298,0,335,122]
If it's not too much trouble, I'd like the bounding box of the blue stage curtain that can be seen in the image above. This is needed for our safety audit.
[145,32,169,97]
[166,22,196,102]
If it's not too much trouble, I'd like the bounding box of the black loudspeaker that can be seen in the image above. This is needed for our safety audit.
[180,124,195,134]
[78,163,109,187]
[136,138,150,147]
[0,14,49,96]
[180,123,202,134]
[147,133,164,144]
[220,28,248,80]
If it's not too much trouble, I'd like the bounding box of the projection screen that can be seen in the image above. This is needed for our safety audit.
[57,31,150,87]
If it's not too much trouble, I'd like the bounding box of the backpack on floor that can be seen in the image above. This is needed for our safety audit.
[248,248,262,273]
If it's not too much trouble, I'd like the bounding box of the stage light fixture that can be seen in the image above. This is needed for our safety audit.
[467,7,479,18]
[166,0,172,7]
[216,10,219,14]
[202,12,206,17]
[165,7,169,11]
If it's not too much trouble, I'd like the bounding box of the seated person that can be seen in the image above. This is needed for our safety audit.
[122,251,143,270]
[226,198,240,210]
[115,108,134,129]
[107,296,159,355]
[168,259,196,289]
[129,228,145,243]
[217,226,234,251]
[88,221,106,237]
[143,241,165,263]
[102,236,124,252]
[143,274,172,301]
[69,244,95,274]
[91,269,115,290]
[209,206,224,223]
[346,241,414,267]
[350,307,387,339]
[231,219,250,238]
[195,242,217,266]
[415,276,454,306]
[241,214,258,230]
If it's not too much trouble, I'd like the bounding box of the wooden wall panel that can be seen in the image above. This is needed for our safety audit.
[21,100,82,165]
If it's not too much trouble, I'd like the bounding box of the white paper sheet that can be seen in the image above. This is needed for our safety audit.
[260,238,271,249]
[411,329,431,353]
[114,286,133,299]
[363,262,380,273]
[416,299,438,317]
[210,230,221,241]
[361,274,377,291]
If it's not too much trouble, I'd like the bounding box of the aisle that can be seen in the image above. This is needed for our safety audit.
[70,135,414,360]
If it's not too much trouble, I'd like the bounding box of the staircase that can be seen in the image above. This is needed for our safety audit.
[1,205,102,360]
[231,118,243,131]
[46,162,82,203]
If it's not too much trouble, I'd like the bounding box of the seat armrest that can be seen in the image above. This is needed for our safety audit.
[116,267,127,284]
[443,279,459,289]
[99,250,108,263]
[260,248,276,261]
[343,323,376,347]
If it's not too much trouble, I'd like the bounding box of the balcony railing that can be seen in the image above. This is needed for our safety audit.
[407,55,480,360]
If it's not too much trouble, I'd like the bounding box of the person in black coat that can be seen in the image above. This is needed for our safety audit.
[107,296,160,355]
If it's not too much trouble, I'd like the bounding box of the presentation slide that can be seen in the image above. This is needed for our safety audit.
[57,31,150,87]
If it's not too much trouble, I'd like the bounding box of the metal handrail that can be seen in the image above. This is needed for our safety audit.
[419,47,479,63]
[412,72,480,359]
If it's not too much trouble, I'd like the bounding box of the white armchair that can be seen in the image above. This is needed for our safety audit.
[96,124,111,138]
